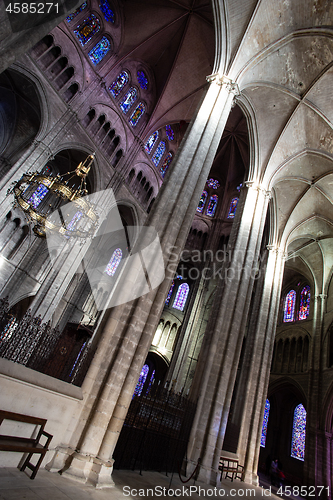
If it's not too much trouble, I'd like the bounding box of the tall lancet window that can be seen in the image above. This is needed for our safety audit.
[105,248,122,276]
[109,71,129,97]
[145,131,158,154]
[291,404,306,461]
[260,399,270,447]
[129,103,145,127]
[74,15,101,46]
[197,190,208,213]
[228,197,238,218]
[160,152,173,178]
[120,88,137,114]
[173,283,189,311]
[88,37,111,65]
[298,285,310,320]
[206,194,218,217]
[165,280,175,305]
[133,364,149,397]
[152,141,166,166]
[284,290,296,322]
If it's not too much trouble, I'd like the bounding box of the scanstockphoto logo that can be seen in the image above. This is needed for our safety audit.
[45,188,165,310]
[4,0,79,33]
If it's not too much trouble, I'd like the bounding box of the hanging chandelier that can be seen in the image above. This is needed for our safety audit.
[10,154,98,238]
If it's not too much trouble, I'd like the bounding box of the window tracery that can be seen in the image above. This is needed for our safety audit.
[197,191,207,213]
[160,152,173,178]
[129,103,145,127]
[145,131,158,154]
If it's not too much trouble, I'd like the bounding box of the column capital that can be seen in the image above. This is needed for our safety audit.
[266,244,286,257]
[244,181,271,197]
[315,294,327,301]
[206,73,240,95]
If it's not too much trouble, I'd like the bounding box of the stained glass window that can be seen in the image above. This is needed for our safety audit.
[66,2,87,22]
[207,178,220,189]
[284,290,296,322]
[145,131,158,154]
[88,37,111,65]
[197,190,208,213]
[206,194,218,217]
[146,369,155,395]
[298,285,310,320]
[173,283,190,311]
[74,15,101,46]
[28,184,49,209]
[166,124,174,141]
[291,404,306,461]
[165,280,175,305]
[105,248,122,276]
[133,364,149,397]
[260,399,270,447]
[152,141,166,166]
[109,71,129,98]
[228,197,238,218]
[120,88,137,114]
[67,211,83,232]
[129,103,145,127]
[99,0,115,23]
[160,152,173,178]
[137,71,148,90]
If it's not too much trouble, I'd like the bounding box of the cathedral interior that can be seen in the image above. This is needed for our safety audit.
[0,0,333,493]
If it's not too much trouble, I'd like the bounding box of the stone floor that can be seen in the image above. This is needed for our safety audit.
[0,467,303,500]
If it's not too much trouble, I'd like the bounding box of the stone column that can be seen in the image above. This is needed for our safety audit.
[235,246,285,484]
[303,294,326,490]
[48,75,239,488]
[186,184,270,484]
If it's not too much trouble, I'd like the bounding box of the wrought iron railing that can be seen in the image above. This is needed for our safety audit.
[0,297,93,386]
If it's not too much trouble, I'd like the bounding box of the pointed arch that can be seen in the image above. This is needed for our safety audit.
[173,283,190,311]
[284,290,296,322]
[291,403,306,461]
[105,248,122,276]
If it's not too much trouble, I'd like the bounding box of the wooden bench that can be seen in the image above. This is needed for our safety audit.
[219,456,244,482]
[0,410,53,479]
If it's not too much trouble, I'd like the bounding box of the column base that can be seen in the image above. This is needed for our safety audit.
[61,452,115,489]
[45,446,75,473]
[242,469,259,486]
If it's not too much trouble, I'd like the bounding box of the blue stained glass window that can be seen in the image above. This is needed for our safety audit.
[207,178,220,189]
[146,369,155,395]
[291,404,306,461]
[152,141,166,167]
[67,211,83,232]
[197,190,207,213]
[260,399,270,447]
[206,194,218,217]
[160,152,173,177]
[137,71,148,90]
[88,36,111,65]
[228,197,238,218]
[109,71,129,98]
[173,283,190,311]
[74,15,101,46]
[120,88,137,114]
[66,2,87,22]
[129,103,145,127]
[165,280,175,305]
[133,364,149,397]
[145,131,158,154]
[284,290,296,322]
[166,124,174,141]
[28,184,49,208]
[299,285,310,320]
[99,0,115,22]
[105,248,122,276]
